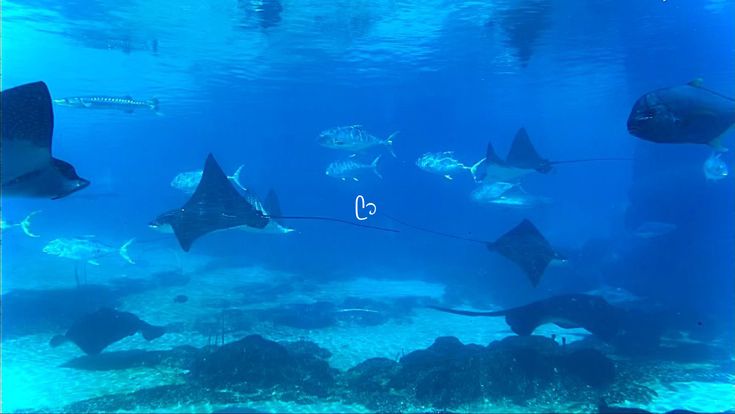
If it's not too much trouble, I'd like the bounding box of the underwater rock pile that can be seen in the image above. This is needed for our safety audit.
[343,335,616,410]
[60,334,678,413]
[63,336,338,412]
[189,335,337,397]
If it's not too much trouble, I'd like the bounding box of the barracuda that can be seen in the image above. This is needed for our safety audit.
[54,95,159,113]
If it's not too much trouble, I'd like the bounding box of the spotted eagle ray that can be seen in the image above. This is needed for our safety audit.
[471,127,630,183]
[50,308,166,355]
[430,294,622,342]
[1,81,90,199]
[383,215,562,287]
[152,153,398,252]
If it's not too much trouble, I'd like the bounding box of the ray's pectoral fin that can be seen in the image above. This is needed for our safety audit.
[505,127,551,171]
[49,334,69,348]
[1,81,90,199]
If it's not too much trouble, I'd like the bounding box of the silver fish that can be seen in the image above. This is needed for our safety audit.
[703,152,728,181]
[43,237,135,265]
[0,210,41,238]
[54,95,159,113]
[472,184,550,208]
[170,165,246,194]
[416,151,470,180]
[325,156,382,181]
[470,159,536,183]
[318,125,398,156]
[487,194,551,208]
[470,182,516,202]
[633,222,677,239]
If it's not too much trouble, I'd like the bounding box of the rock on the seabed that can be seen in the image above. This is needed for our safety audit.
[188,334,337,397]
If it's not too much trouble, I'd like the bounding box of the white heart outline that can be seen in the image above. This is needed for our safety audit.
[355,195,377,221]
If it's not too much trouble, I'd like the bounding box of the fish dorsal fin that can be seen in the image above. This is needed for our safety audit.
[487,219,557,287]
[485,139,505,165]
[505,128,550,171]
[169,154,269,251]
[264,189,283,218]
[686,79,735,102]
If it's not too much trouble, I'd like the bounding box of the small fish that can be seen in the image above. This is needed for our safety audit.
[173,294,189,304]
[318,125,398,157]
[43,237,135,265]
[1,210,41,237]
[416,151,471,180]
[486,194,551,208]
[470,182,516,202]
[325,156,382,181]
[627,79,735,149]
[703,152,728,181]
[633,221,677,239]
[472,184,550,208]
[170,165,246,194]
[54,95,160,114]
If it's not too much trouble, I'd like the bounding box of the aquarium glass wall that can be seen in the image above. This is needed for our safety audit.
[1,0,734,413]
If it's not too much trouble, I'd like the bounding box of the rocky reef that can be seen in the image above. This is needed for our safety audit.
[342,335,618,411]
[59,333,661,413]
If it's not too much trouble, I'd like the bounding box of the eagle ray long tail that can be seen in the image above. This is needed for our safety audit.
[380,213,486,244]
[550,157,632,165]
[269,215,400,234]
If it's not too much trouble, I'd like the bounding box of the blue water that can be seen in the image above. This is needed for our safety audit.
[2,1,734,413]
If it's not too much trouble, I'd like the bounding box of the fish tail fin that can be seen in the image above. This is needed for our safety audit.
[371,155,383,179]
[386,131,399,158]
[470,158,487,183]
[20,210,41,238]
[141,323,166,341]
[119,238,136,264]
[49,335,68,348]
[149,97,160,112]
[230,164,247,191]
[428,305,505,317]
